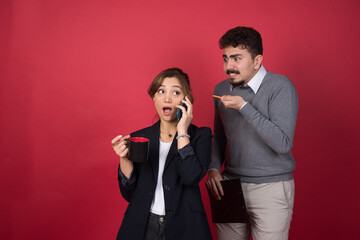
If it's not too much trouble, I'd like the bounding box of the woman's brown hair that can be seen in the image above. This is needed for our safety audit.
[148,68,194,103]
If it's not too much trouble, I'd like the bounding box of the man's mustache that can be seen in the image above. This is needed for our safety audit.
[226,70,240,75]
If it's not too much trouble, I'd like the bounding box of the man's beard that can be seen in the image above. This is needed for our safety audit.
[227,69,245,87]
[229,78,245,87]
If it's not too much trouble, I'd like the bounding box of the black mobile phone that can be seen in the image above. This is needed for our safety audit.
[176,97,187,122]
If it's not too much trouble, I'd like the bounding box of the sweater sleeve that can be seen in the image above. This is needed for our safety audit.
[240,79,298,153]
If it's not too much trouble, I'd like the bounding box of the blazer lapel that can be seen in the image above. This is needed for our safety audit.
[163,125,195,171]
[149,123,195,175]
[147,121,160,182]
[164,133,178,171]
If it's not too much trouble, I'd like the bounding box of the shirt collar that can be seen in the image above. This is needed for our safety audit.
[230,65,267,94]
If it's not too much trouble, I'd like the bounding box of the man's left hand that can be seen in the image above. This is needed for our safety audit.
[221,95,246,110]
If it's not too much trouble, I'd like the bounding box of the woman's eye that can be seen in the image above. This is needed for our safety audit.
[158,89,164,94]
[173,91,180,95]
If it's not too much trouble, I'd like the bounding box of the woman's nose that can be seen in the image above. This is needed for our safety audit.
[164,93,172,103]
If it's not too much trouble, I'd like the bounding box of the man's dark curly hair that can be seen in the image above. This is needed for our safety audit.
[219,26,263,59]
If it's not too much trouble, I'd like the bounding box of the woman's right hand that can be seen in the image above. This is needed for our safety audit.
[111,135,133,179]
[111,135,131,159]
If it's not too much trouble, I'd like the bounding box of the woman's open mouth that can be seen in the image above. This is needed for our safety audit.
[163,107,172,116]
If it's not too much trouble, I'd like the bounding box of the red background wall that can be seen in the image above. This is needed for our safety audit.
[1,0,359,239]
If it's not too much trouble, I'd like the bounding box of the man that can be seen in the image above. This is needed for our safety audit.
[206,26,298,240]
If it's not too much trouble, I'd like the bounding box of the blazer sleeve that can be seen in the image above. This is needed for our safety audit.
[176,127,213,186]
[118,164,137,202]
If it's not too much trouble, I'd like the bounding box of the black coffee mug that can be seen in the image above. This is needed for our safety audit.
[126,137,149,163]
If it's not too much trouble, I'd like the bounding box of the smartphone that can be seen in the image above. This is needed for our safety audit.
[176,97,188,122]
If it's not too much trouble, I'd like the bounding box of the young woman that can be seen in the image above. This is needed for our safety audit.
[111,68,212,240]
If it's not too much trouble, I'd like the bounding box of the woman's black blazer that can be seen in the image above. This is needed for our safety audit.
[116,121,213,240]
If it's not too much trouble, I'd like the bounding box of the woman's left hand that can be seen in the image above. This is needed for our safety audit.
[176,96,193,134]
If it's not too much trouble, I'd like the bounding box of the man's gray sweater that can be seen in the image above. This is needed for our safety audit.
[209,70,298,183]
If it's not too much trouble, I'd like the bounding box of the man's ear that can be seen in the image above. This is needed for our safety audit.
[254,55,263,69]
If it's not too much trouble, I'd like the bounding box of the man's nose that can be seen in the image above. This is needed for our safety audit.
[225,59,235,69]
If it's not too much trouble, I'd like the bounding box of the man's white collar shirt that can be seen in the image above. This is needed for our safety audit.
[230,65,267,94]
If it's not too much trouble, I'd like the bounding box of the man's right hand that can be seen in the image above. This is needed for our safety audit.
[206,169,224,200]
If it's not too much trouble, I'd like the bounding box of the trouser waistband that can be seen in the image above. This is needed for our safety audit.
[149,212,165,222]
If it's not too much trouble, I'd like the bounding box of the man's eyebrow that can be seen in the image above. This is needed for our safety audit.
[230,54,242,58]
[223,54,243,58]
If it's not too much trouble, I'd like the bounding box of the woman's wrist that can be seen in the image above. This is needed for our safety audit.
[120,157,133,177]
[176,134,190,140]
[177,128,188,135]
[176,133,190,149]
